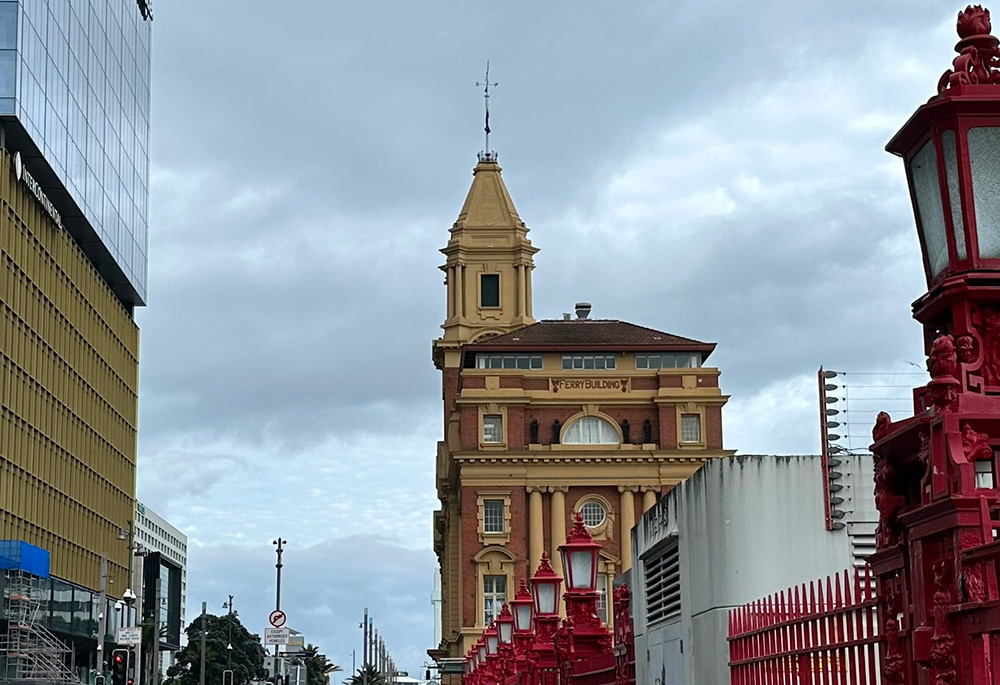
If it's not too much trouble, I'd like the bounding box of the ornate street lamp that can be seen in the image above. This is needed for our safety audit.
[511,579,535,634]
[494,604,515,680]
[529,552,563,619]
[866,6,1000,682]
[484,617,499,655]
[556,511,612,660]
[890,6,1000,292]
[559,512,601,592]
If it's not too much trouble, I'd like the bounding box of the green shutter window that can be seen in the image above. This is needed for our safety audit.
[481,274,500,307]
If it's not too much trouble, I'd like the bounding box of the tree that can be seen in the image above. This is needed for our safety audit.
[164,614,268,685]
[302,645,340,685]
[344,665,387,685]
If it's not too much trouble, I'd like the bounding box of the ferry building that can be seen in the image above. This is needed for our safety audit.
[429,150,733,680]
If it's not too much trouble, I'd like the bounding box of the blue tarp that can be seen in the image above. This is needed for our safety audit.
[0,540,50,578]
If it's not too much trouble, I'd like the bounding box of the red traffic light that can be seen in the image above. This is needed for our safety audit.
[114,655,124,664]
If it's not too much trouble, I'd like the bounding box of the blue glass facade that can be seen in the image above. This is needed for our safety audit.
[0,0,150,305]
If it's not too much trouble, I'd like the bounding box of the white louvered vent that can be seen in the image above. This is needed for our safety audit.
[644,541,680,625]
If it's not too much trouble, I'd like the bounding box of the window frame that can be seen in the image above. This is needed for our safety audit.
[562,353,617,370]
[477,492,512,544]
[483,499,505,534]
[562,416,621,445]
[483,574,508,626]
[480,273,501,308]
[482,414,504,444]
[680,413,702,444]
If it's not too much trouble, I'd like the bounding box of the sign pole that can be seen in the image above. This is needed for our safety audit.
[199,602,206,685]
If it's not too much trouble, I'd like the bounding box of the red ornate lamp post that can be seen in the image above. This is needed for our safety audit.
[483,619,501,684]
[556,512,613,659]
[528,553,562,682]
[870,5,1000,684]
[510,579,535,658]
[495,604,516,680]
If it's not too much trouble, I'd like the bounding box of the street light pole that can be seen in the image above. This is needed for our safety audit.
[272,538,285,670]
[224,595,234,670]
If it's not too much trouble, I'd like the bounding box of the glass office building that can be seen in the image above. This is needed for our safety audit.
[0,0,151,306]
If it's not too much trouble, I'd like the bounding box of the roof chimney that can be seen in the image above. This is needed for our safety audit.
[575,302,592,319]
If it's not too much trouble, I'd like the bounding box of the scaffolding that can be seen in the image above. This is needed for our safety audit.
[0,571,77,685]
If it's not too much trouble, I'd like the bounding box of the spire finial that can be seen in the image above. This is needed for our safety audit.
[476,61,498,161]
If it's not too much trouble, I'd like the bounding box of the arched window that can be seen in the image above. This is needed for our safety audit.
[563,416,620,445]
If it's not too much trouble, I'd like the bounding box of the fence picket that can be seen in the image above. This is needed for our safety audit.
[728,566,880,685]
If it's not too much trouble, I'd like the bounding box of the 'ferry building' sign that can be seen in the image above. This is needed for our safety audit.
[15,152,63,230]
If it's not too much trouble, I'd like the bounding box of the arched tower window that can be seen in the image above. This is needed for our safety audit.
[563,416,620,445]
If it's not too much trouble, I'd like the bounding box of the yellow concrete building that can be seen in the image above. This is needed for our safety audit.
[0,148,138,592]
[430,153,733,680]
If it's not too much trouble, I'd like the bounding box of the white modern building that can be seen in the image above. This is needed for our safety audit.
[134,501,188,674]
[630,454,877,685]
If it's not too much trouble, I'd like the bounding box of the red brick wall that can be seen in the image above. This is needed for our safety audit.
[697,374,719,388]
[508,407,525,449]
[659,375,683,388]
[706,405,723,449]
[659,405,678,448]
[524,378,548,391]
[463,376,485,389]
[461,407,478,450]
[500,376,522,389]
[599,407,658,446]
[526,408,583,445]
[631,376,657,390]
[460,485,531,628]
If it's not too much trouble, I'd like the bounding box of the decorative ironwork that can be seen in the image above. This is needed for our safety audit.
[939,5,1000,93]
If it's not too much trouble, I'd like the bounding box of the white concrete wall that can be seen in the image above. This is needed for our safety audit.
[632,454,876,685]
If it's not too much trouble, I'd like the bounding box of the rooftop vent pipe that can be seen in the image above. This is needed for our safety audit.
[575,302,592,319]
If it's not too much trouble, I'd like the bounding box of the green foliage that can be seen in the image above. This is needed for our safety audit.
[164,614,268,685]
[344,665,387,685]
[302,644,340,685]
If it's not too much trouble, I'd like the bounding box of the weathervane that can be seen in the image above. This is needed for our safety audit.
[476,61,498,160]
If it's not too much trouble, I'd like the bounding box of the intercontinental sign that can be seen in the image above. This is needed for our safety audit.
[14,152,63,230]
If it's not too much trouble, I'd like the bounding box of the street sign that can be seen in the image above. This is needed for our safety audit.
[116,627,141,645]
[287,635,304,650]
[264,628,291,645]
[268,610,286,628]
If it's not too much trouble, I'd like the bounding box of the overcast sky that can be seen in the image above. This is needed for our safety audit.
[133,0,958,677]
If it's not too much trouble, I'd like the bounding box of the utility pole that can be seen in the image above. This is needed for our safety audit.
[151,583,161,685]
[361,609,368,685]
[198,602,206,685]
[97,554,108,671]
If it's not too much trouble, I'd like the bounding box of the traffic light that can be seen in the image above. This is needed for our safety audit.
[111,649,128,685]
[223,670,233,685]
[126,648,135,685]
[96,676,106,685]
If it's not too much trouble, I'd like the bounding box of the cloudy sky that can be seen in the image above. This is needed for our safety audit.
[133,0,958,676]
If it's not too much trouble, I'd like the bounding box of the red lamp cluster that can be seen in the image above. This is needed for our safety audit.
[463,512,612,684]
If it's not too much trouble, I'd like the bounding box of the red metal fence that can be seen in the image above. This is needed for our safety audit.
[728,567,880,684]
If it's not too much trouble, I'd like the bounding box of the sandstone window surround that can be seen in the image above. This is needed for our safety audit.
[477,491,512,545]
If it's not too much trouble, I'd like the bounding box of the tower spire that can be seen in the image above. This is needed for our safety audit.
[476,61,498,161]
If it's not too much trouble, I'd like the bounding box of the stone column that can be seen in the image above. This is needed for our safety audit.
[527,486,544,574]
[619,486,637,571]
[455,265,464,319]
[519,263,528,317]
[549,486,568,616]
[641,486,658,513]
[525,265,533,318]
[446,266,455,318]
